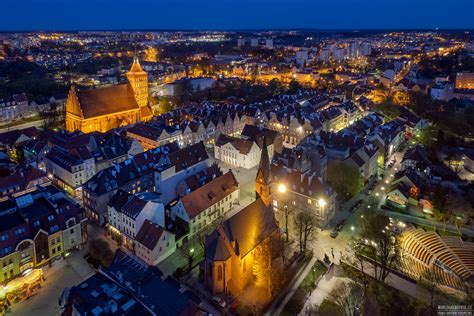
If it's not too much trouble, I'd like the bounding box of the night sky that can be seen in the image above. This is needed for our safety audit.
[1,0,473,31]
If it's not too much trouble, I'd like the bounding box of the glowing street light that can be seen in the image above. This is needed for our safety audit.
[318,198,327,208]
[278,184,287,193]
[350,226,355,231]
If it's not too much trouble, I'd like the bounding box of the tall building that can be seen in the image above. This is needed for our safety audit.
[65,58,153,133]
[265,38,274,49]
[255,137,272,206]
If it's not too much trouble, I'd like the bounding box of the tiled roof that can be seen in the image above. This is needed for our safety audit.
[180,171,238,219]
[168,142,208,172]
[135,219,165,251]
[76,84,139,119]
[205,199,278,261]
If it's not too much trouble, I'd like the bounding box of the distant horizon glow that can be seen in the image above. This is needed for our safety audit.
[1,0,473,31]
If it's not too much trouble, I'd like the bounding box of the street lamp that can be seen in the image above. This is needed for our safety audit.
[318,198,327,208]
[278,183,287,193]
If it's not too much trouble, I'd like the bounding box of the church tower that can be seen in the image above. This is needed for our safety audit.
[126,57,149,108]
[256,136,272,207]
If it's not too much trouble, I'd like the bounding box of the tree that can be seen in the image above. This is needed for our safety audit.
[287,80,302,94]
[89,239,114,267]
[158,97,175,114]
[252,239,284,298]
[319,299,344,316]
[431,185,446,218]
[392,91,411,106]
[327,281,365,316]
[180,241,196,272]
[39,104,60,129]
[355,212,399,283]
[418,267,440,315]
[327,161,363,200]
[294,210,317,255]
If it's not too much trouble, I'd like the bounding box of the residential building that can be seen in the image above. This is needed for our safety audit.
[171,171,239,237]
[154,141,209,205]
[83,143,180,224]
[0,188,86,284]
[62,250,203,316]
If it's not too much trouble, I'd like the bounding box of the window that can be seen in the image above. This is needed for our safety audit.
[0,247,12,255]
[33,220,40,227]
[50,225,59,233]
[47,215,55,222]
[0,234,8,241]
[15,228,26,236]
[217,265,223,281]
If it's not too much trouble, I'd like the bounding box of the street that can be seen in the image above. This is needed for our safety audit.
[9,249,95,316]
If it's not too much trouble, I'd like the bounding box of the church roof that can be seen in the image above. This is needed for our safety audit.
[256,135,271,183]
[205,199,278,261]
[129,58,147,74]
[76,84,139,118]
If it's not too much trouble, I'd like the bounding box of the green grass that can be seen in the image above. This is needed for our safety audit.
[282,260,328,315]
[0,115,41,128]
[300,260,328,291]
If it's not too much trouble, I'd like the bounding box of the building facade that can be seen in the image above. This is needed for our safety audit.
[65,58,153,133]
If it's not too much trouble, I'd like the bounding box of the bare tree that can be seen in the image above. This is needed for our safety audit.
[356,212,399,283]
[294,210,317,255]
[418,267,440,315]
[282,204,295,243]
[327,281,364,316]
[180,241,196,272]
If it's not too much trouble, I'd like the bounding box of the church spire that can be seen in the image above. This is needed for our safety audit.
[256,135,272,206]
[256,135,271,183]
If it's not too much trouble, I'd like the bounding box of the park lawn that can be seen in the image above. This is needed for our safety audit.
[281,260,328,315]
[300,260,328,291]
[0,115,41,128]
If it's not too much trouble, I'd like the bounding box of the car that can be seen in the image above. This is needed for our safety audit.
[381,204,390,210]
[330,230,339,238]
[211,296,227,309]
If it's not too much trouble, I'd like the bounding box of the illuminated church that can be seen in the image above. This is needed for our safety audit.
[65,58,153,133]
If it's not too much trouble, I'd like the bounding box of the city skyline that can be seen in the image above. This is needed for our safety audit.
[1,0,474,31]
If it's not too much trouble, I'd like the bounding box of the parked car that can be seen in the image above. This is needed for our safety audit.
[212,296,227,309]
[330,230,339,238]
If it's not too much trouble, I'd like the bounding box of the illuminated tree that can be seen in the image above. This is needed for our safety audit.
[355,212,399,283]
[252,240,284,297]
[327,281,364,316]
[143,46,158,63]
[392,91,411,106]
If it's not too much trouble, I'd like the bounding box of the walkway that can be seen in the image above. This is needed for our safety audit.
[265,254,317,315]
[382,210,474,237]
